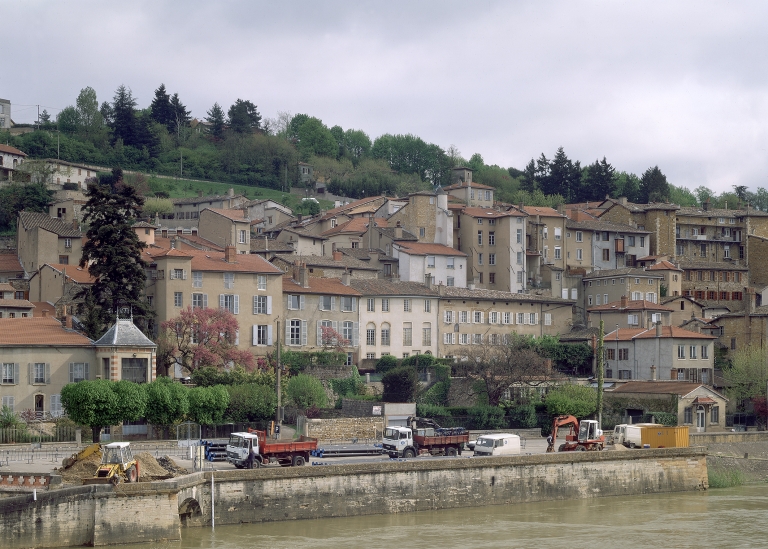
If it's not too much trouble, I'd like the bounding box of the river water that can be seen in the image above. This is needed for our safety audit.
[121,486,768,549]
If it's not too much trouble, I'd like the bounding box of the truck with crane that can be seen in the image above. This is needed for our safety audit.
[383,416,469,458]
[546,415,605,452]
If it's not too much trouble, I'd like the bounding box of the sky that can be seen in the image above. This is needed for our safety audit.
[6,1,768,193]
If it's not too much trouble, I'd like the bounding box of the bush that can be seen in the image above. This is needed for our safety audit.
[381,366,420,403]
[419,380,450,406]
[468,406,506,429]
[650,411,677,426]
[544,384,597,418]
[508,404,538,428]
[376,354,398,373]
[286,374,327,409]
[225,384,277,422]
[187,385,230,425]
[329,367,364,398]
[63,182,79,190]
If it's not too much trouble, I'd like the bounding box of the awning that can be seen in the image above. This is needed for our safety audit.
[693,396,717,405]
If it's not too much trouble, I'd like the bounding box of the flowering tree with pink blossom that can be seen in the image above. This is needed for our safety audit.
[159,307,254,374]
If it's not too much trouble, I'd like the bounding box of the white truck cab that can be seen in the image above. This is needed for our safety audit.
[473,433,521,456]
[226,432,259,468]
[383,426,413,457]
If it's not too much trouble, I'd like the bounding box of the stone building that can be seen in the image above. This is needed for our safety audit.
[587,296,673,330]
[598,198,679,257]
[583,268,663,309]
[678,261,749,311]
[198,208,252,255]
[523,206,569,298]
[28,263,95,311]
[442,167,495,207]
[270,252,381,280]
[17,211,83,274]
[167,189,247,230]
[388,189,453,246]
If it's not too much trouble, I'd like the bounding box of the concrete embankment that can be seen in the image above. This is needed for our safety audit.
[0,448,708,549]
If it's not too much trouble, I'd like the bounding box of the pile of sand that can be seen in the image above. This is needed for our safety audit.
[56,451,187,485]
[57,452,101,484]
[134,452,173,480]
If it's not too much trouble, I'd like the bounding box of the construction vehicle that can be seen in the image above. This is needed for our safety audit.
[62,442,101,469]
[545,415,605,452]
[82,442,140,485]
[226,429,318,468]
[382,416,468,458]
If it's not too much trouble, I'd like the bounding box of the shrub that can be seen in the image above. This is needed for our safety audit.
[225,384,276,422]
[508,404,538,429]
[329,367,365,398]
[544,384,597,418]
[187,385,230,425]
[382,366,420,403]
[286,374,327,409]
[468,406,506,429]
[376,354,399,373]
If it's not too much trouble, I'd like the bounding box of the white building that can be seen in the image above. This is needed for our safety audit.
[392,241,467,288]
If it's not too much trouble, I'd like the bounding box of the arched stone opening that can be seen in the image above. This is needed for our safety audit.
[178,497,203,527]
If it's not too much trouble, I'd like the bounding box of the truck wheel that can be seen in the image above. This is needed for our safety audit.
[126,465,138,483]
[292,455,306,467]
[403,448,416,459]
[575,445,586,451]
[446,447,458,457]
[558,444,566,452]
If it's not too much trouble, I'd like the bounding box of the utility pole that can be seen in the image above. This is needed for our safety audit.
[276,319,282,434]
[596,320,605,427]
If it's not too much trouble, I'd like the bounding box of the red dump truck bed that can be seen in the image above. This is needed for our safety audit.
[414,433,469,447]
[248,429,318,455]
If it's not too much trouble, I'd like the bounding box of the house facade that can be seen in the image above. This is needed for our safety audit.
[393,241,467,288]
[17,211,83,274]
[198,208,252,255]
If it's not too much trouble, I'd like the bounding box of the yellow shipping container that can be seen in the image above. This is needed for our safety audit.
[640,426,689,448]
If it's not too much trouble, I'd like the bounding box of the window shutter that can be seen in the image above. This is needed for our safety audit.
[300,295,305,310]
[301,320,308,346]
[219,294,225,309]
[45,363,51,384]
[183,270,188,280]
[235,329,240,345]
[285,321,291,344]
[253,296,258,314]
[253,325,259,346]
[317,321,322,346]
[51,394,61,417]
[84,363,89,380]
[69,362,74,383]
[267,296,272,314]
[234,295,239,314]
[352,322,359,347]
[352,298,357,312]
[331,296,336,310]
[203,294,208,308]
[28,363,32,384]
[267,325,273,346]
[535,313,540,325]
[14,363,19,385]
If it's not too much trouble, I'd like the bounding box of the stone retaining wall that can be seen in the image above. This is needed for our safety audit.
[305,417,385,441]
[0,448,708,548]
[691,431,768,444]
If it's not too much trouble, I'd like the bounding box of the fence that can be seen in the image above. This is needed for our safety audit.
[0,425,83,444]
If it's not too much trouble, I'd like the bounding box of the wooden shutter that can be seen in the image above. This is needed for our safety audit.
[202,294,208,307]
[331,296,336,311]
[317,321,322,346]
[219,294,225,309]
[299,295,305,310]
[69,362,74,383]
[50,394,61,417]
[301,320,307,346]
[45,363,51,384]
[234,295,239,314]
[285,321,291,345]
[267,325,273,346]
[13,363,19,385]
[28,363,32,385]
[352,322,359,347]
[266,296,272,314]
[253,325,258,346]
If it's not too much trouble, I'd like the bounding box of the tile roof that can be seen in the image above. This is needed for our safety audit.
[0,298,34,309]
[338,248,398,262]
[29,301,56,315]
[0,144,26,156]
[610,381,715,396]
[0,317,92,346]
[0,254,22,273]
[600,199,681,213]
[149,248,283,274]
[281,226,328,240]
[711,305,768,318]
[154,234,224,252]
[676,261,749,271]
[249,238,294,253]
[131,221,158,229]
[677,206,768,218]
[321,217,388,237]
[604,326,716,340]
[320,196,385,220]
[646,260,683,272]
[583,268,662,280]
[522,206,565,218]
[203,207,248,221]
[18,211,82,237]
[394,242,467,257]
[44,264,96,284]
[438,286,574,303]
[459,207,523,219]
[94,318,156,347]
[588,299,673,312]
[349,279,439,296]
[0,282,15,292]
[283,277,362,296]
[272,254,380,271]
[565,219,650,233]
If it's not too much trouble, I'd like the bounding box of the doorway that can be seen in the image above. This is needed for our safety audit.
[696,405,706,432]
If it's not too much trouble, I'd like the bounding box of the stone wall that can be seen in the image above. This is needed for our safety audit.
[0,449,708,548]
[691,431,768,444]
[341,398,384,417]
[305,417,385,441]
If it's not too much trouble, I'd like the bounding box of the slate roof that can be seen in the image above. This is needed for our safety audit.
[131,221,158,229]
[0,317,92,346]
[94,318,156,347]
[18,211,82,237]
[349,279,439,296]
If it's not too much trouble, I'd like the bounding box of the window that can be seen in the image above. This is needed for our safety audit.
[69,362,88,383]
[477,231,483,245]
[366,324,376,346]
[678,345,686,359]
[367,353,376,359]
[444,310,454,323]
[639,236,645,247]
[472,334,483,345]
[367,298,375,312]
[319,295,334,311]
[403,323,413,346]
[457,333,468,345]
[529,312,536,325]
[489,273,495,284]
[31,363,47,384]
[174,292,183,307]
[554,227,561,241]
[424,299,431,312]
[489,232,495,245]
[257,275,267,290]
[544,313,552,326]
[403,299,411,312]
[711,406,719,424]
[543,228,548,240]
[517,312,525,325]
[342,321,354,344]
[254,325,270,346]
[596,295,601,305]
[555,272,561,281]
[341,296,355,312]
[485,190,491,201]
[193,293,208,309]
[718,217,725,224]
[443,333,455,345]
[1,362,17,385]
[288,294,301,310]
[690,345,697,359]
[628,236,635,246]
[345,353,353,366]
[602,249,610,261]
[478,253,483,265]
[447,276,455,286]
[628,314,639,325]
[238,230,247,244]
[488,311,499,324]
[732,292,743,301]
[517,271,524,284]
[606,349,615,360]
[289,319,302,346]
[477,218,483,225]
[253,295,269,314]
[422,324,431,346]
[447,257,455,269]
[724,245,730,258]
[382,298,390,312]
[459,311,469,324]
[554,247,561,259]
[619,349,629,360]
[171,268,186,280]
[576,248,583,260]
[684,406,693,424]
[331,218,337,228]
[474,311,483,323]
[516,228,523,243]
[419,227,426,237]
[224,273,234,289]
[503,312,511,324]
[588,295,593,306]
[193,272,203,288]
[702,345,709,359]
[220,294,239,314]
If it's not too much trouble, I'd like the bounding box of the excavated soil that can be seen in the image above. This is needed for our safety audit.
[57,451,187,484]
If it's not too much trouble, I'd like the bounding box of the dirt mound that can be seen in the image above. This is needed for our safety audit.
[134,452,172,480]
[157,455,188,476]
[58,452,101,484]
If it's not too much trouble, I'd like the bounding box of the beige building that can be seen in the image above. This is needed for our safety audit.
[523,206,569,298]
[598,199,679,258]
[0,253,24,282]
[271,252,381,280]
[167,189,247,230]
[198,208,252,255]
[583,268,663,309]
[275,227,325,256]
[28,263,95,311]
[243,199,294,232]
[0,282,34,318]
[145,245,284,357]
[17,211,83,274]
[321,217,388,251]
[49,189,88,226]
[443,167,495,207]
[436,287,574,359]
[587,296,673,330]
[646,260,683,297]
[388,190,453,246]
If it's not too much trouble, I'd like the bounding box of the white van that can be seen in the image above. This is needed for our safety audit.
[473,433,521,456]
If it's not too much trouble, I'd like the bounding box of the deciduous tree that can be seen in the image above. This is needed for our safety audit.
[187,385,230,425]
[722,346,768,408]
[143,377,189,426]
[286,373,328,409]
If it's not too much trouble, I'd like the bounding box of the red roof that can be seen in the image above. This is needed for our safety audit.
[604,326,716,341]
[321,217,388,237]
[522,206,565,217]
[647,260,683,272]
[46,264,96,284]
[0,317,92,346]
[0,144,26,157]
[282,277,362,296]
[149,248,283,274]
[0,254,22,274]
[394,242,467,257]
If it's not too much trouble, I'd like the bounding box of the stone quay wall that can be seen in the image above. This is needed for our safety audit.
[0,448,708,548]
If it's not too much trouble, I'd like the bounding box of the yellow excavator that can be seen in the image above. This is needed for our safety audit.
[82,442,140,485]
[62,442,102,469]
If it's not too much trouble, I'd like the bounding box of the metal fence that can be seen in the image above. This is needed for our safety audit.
[0,425,83,444]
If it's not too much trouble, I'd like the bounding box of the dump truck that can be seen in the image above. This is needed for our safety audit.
[383,416,469,458]
[546,415,605,452]
[226,429,318,468]
[82,442,139,485]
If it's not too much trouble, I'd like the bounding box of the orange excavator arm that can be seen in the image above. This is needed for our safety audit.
[546,415,579,453]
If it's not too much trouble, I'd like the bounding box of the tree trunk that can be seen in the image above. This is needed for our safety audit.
[92,425,102,443]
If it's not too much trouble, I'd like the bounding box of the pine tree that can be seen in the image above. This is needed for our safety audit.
[169,93,190,136]
[150,83,173,129]
[639,166,670,203]
[77,169,152,338]
[227,99,261,133]
[111,85,138,145]
[206,103,225,138]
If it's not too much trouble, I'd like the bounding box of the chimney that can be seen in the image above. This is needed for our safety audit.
[437,283,444,296]
[264,236,269,252]
[656,321,662,338]
[292,260,300,281]
[424,274,433,289]
[394,221,403,240]
[198,190,203,197]
[620,295,627,308]
[228,187,234,197]
[299,263,310,288]
[41,309,48,318]
[341,269,351,286]
[64,315,73,329]
[619,197,627,206]
[333,250,343,261]
[650,365,657,381]
[224,245,236,263]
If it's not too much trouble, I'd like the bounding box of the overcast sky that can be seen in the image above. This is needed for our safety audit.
[6,1,768,193]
